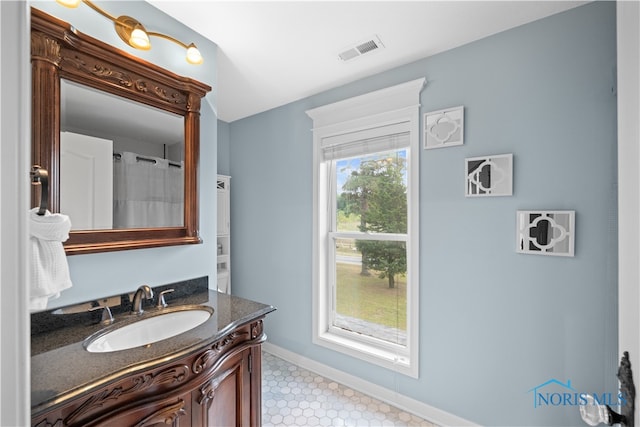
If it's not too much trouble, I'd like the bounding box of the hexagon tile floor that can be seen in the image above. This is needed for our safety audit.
[262,351,437,427]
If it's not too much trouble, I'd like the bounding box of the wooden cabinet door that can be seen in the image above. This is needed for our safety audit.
[77,395,191,427]
[191,348,253,427]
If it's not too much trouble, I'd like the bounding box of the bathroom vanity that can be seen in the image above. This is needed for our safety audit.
[30,277,275,427]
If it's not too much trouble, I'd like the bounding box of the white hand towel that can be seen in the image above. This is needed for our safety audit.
[29,208,73,311]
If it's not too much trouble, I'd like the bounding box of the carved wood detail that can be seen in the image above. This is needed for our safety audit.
[64,364,190,424]
[212,331,250,354]
[186,92,202,113]
[59,47,188,111]
[192,331,250,374]
[33,419,64,427]
[31,32,61,65]
[251,320,263,339]
[134,399,187,427]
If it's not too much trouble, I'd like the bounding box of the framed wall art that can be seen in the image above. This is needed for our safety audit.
[424,105,464,149]
[465,153,513,197]
[516,210,575,257]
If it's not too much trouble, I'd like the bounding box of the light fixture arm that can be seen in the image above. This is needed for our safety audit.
[80,0,117,23]
[147,31,189,49]
[57,0,203,64]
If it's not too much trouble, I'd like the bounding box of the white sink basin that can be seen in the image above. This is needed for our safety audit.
[85,306,213,353]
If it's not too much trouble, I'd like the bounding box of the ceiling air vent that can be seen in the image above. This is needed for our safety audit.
[338,35,385,62]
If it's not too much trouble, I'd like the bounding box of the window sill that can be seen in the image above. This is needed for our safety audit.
[314,329,417,378]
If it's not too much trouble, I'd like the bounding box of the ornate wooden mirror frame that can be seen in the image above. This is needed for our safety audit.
[31,8,211,255]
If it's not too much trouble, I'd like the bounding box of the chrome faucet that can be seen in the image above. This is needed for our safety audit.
[131,285,154,315]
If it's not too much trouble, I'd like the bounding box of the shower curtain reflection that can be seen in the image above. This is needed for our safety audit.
[113,152,184,229]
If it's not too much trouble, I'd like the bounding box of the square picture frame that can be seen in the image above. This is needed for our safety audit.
[516,210,575,257]
[465,153,513,197]
[424,105,464,149]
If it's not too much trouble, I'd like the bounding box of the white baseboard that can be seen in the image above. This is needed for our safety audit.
[262,342,479,427]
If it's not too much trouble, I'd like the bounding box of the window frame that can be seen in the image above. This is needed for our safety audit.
[306,78,424,378]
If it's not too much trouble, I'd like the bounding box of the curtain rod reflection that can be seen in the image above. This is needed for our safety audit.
[113,152,182,168]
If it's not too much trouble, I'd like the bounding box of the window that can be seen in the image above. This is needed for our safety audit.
[306,79,424,377]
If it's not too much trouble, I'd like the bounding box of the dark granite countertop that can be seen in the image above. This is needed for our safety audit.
[31,276,275,416]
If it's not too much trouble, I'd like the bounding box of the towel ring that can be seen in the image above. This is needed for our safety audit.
[30,165,49,216]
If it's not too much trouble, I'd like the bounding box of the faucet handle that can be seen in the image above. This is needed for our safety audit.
[156,288,175,309]
[89,305,114,325]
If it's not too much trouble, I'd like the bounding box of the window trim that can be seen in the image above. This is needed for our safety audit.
[307,78,425,378]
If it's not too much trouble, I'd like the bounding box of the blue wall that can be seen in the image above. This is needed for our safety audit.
[226,3,617,425]
[31,1,220,307]
[218,120,231,176]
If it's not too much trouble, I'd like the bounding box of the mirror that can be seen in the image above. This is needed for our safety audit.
[60,80,185,230]
[465,153,513,197]
[31,8,211,254]
[516,210,575,257]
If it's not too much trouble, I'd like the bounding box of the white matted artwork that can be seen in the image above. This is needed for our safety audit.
[465,153,513,197]
[424,105,464,149]
[516,210,575,257]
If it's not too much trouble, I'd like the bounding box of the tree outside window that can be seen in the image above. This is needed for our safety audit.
[340,153,407,289]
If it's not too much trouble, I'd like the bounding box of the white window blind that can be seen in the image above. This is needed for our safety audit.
[321,122,410,161]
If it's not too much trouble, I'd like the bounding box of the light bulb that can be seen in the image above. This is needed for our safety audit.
[186,44,203,65]
[129,26,151,50]
[56,0,81,8]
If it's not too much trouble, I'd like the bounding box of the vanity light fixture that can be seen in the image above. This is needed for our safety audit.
[56,0,203,64]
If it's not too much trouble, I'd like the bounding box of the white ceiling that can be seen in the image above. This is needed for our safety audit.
[148,1,587,123]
